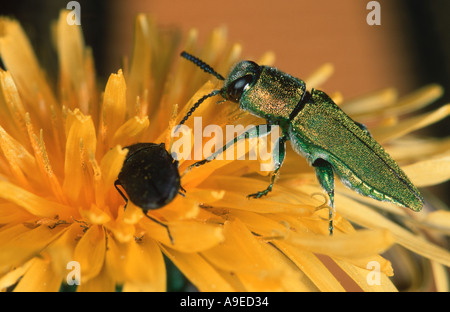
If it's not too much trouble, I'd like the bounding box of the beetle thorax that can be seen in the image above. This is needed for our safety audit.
[240,66,306,123]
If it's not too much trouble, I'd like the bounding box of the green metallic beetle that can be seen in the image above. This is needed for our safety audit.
[178,51,423,234]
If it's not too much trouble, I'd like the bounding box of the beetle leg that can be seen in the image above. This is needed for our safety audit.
[354,121,372,137]
[312,158,335,235]
[143,212,174,245]
[115,181,175,244]
[114,180,129,210]
[187,124,273,170]
[247,135,287,199]
[178,185,187,197]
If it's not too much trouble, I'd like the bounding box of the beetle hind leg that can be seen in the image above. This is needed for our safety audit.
[312,158,335,235]
[115,180,175,244]
[246,169,278,199]
[144,212,175,245]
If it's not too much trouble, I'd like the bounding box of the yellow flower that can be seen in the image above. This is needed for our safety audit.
[0,10,449,292]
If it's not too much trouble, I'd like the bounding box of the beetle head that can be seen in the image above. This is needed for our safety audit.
[221,60,261,104]
[177,51,260,130]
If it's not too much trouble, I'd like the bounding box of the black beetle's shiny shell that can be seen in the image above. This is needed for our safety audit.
[117,143,180,210]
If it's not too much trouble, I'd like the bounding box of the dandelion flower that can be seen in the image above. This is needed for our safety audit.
[0,11,449,292]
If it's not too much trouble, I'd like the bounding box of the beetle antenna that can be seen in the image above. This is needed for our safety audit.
[175,89,221,132]
[181,51,225,81]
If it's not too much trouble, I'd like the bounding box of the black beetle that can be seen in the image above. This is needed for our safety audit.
[114,143,184,243]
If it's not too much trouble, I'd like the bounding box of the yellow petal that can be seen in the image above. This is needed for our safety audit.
[334,258,398,292]
[13,257,61,292]
[126,14,153,117]
[206,189,314,215]
[112,116,149,147]
[104,234,127,283]
[358,84,443,119]
[0,203,33,223]
[0,258,33,290]
[373,104,450,143]
[63,110,97,204]
[121,238,166,291]
[384,137,450,163]
[99,145,128,202]
[25,114,67,204]
[422,210,450,235]
[276,242,345,291]
[201,219,312,291]
[105,217,135,243]
[80,204,111,225]
[334,192,450,268]
[99,70,127,151]
[197,175,317,211]
[257,51,275,66]
[225,210,292,238]
[162,28,199,109]
[285,229,394,259]
[76,265,115,292]
[0,180,68,217]
[402,153,450,187]
[55,10,89,113]
[343,87,398,116]
[104,233,165,290]
[175,81,220,131]
[140,218,224,252]
[181,159,235,187]
[201,219,277,273]
[73,225,106,283]
[0,70,28,142]
[0,125,35,187]
[217,43,243,75]
[194,27,227,87]
[44,223,82,278]
[389,84,443,115]
[256,240,319,291]
[431,260,449,292]
[156,195,201,221]
[0,224,33,273]
[121,201,144,225]
[304,63,334,89]
[0,18,57,117]
[161,245,235,291]
[337,254,394,277]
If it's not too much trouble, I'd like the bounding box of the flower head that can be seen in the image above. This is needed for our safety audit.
[0,11,449,292]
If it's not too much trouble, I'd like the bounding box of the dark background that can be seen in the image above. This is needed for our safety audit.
[1,0,449,204]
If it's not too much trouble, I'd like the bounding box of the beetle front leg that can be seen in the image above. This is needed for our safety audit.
[187,124,273,170]
[114,180,129,210]
[312,158,335,235]
[247,135,287,199]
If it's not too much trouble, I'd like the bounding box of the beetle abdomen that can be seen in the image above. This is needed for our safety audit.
[117,143,181,210]
[289,89,423,211]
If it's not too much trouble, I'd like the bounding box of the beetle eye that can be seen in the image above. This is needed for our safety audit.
[227,75,254,102]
